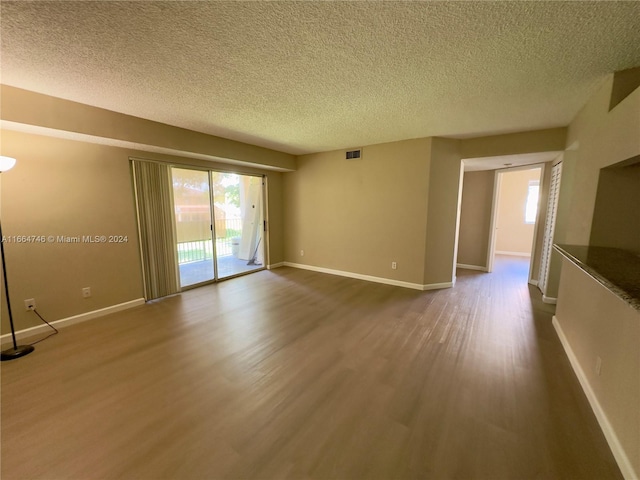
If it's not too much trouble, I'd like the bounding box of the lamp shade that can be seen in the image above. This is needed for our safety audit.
[0,156,17,172]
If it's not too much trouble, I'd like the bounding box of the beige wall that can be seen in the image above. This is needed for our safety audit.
[1,85,296,172]
[546,76,640,299]
[283,130,569,288]
[555,259,640,478]
[460,127,566,159]
[0,129,286,335]
[609,65,640,111]
[457,170,494,268]
[563,77,640,245]
[283,137,464,288]
[0,131,143,334]
[553,76,640,478]
[284,138,432,286]
[265,171,284,265]
[424,138,462,285]
[495,168,540,255]
[589,162,640,254]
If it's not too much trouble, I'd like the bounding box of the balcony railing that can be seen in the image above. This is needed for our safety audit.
[177,218,242,264]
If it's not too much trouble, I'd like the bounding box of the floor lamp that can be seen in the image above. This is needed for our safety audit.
[0,156,34,361]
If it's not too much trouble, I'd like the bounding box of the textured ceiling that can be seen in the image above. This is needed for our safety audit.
[1,1,640,155]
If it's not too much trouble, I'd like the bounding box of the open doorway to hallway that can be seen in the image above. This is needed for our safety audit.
[490,167,542,281]
[457,157,552,286]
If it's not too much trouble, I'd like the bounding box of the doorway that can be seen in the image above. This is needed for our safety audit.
[488,166,543,282]
[172,168,265,288]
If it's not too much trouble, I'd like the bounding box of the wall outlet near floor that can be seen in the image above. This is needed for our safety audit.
[391,261,397,270]
[300,250,304,257]
[82,287,92,298]
[24,298,36,311]
[595,356,602,376]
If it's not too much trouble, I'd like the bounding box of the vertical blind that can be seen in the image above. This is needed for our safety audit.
[538,162,562,295]
[131,160,180,300]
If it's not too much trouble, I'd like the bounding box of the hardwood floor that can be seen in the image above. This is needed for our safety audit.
[1,256,622,479]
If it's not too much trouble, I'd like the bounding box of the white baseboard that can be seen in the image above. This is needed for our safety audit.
[423,281,455,291]
[552,316,636,480]
[267,262,284,270]
[542,295,557,304]
[1,298,146,347]
[283,262,453,291]
[456,263,488,272]
[495,251,531,257]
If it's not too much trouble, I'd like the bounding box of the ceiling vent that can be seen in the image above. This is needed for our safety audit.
[346,149,361,160]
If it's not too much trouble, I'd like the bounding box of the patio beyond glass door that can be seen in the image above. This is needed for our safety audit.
[211,172,264,279]
[172,167,265,288]
[172,168,215,287]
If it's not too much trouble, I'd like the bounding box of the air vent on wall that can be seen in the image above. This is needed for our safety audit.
[346,149,361,160]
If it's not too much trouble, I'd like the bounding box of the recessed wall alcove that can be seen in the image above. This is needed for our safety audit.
[589,155,640,255]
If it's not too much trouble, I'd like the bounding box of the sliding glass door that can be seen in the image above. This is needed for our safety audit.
[172,168,215,287]
[211,172,265,279]
[172,167,265,288]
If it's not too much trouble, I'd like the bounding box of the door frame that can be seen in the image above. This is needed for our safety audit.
[171,165,268,290]
[486,163,546,285]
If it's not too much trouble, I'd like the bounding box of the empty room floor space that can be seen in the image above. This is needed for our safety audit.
[0,256,621,479]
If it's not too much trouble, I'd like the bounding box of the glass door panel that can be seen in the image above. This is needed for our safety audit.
[172,168,215,287]
[211,172,264,279]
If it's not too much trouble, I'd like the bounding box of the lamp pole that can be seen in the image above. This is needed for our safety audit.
[0,156,34,361]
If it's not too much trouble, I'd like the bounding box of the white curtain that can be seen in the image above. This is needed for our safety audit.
[131,160,180,300]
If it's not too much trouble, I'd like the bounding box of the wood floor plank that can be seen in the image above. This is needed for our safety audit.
[1,257,622,479]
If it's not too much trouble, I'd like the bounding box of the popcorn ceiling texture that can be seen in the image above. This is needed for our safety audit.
[1,1,639,155]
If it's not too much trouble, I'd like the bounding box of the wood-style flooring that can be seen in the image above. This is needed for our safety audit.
[1,256,622,479]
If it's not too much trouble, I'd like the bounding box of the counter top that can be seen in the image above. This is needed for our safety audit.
[554,244,640,310]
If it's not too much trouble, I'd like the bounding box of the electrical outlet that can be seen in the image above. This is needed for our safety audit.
[391,261,397,270]
[300,250,304,256]
[24,298,36,311]
[82,287,91,298]
[595,356,602,376]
